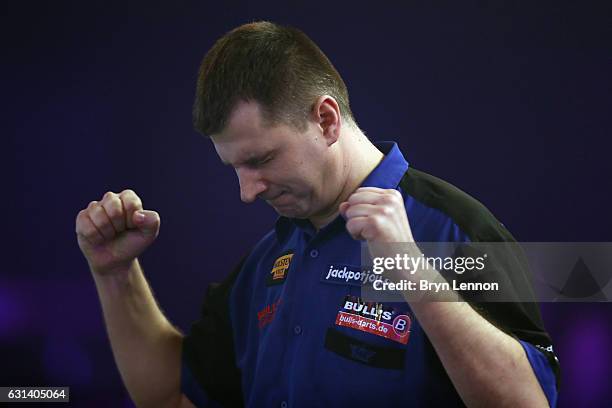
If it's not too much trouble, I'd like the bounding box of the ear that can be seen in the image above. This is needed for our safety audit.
[311,95,341,146]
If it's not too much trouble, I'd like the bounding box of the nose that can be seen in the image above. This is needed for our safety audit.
[236,167,268,203]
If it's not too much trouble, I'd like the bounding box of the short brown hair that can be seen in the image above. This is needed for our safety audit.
[193,21,356,136]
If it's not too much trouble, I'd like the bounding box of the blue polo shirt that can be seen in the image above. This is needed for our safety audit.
[182,142,559,407]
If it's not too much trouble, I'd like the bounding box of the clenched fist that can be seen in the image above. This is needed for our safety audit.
[75,190,160,275]
[339,187,414,243]
[340,187,422,286]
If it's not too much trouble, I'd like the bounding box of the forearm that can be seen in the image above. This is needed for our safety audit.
[409,300,548,407]
[91,258,183,408]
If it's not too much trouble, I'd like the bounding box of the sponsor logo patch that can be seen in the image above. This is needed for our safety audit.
[257,297,282,329]
[321,264,392,286]
[267,252,294,286]
[335,295,411,344]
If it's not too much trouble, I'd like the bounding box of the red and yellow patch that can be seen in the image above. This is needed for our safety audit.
[267,252,294,286]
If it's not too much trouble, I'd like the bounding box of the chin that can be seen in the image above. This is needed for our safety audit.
[273,205,309,219]
[274,208,301,218]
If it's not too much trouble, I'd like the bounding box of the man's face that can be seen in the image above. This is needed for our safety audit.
[211,101,335,219]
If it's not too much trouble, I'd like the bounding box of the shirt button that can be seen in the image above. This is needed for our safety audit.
[280,401,288,408]
[294,325,302,335]
[309,249,319,258]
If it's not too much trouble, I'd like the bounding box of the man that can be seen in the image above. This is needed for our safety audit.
[76,21,559,407]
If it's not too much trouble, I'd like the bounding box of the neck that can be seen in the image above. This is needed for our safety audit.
[309,129,384,229]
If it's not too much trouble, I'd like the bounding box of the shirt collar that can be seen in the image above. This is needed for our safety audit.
[359,141,410,190]
[274,141,409,241]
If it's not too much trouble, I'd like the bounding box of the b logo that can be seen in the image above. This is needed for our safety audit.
[392,314,411,338]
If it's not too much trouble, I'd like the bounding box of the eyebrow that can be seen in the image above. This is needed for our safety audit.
[224,150,273,167]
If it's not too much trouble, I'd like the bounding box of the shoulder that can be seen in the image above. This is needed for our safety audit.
[399,166,515,242]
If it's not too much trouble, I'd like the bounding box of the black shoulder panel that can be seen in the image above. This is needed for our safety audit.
[182,254,248,407]
[399,167,561,390]
[399,167,515,242]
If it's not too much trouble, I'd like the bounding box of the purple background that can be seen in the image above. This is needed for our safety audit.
[3,2,611,407]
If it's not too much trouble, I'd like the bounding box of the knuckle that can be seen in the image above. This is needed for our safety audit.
[87,206,98,218]
[110,195,122,205]
[379,195,393,205]
[379,205,392,216]
[75,210,87,225]
[125,199,142,212]
[121,188,136,196]
[389,191,402,204]
[120,189,140,202]
[90,203,103,216]
[102,192,116,204]
[105,197,123,218]
[122,192,142,209]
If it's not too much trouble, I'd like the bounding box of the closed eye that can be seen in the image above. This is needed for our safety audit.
[259,155,273,165]
[246,154,274,168]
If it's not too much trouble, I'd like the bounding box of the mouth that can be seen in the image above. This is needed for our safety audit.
[268,191,290,206]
